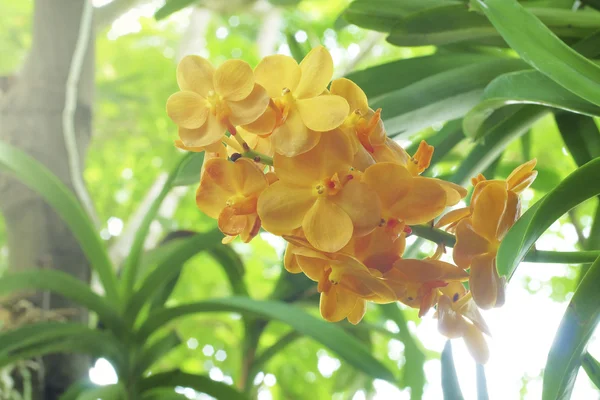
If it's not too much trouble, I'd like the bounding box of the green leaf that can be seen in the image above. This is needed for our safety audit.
[387,5,600,47]
[441,341,464,400]
[154,0,197,20]
[138,370,249,400]
[346,53,503,100]
[141,390,187,400]
[0,270,126,337]
[370,59,527,138]
[406,119,465,173]
[286,32,308,63]
[172,152,204,186]
[0,330,126,371]
[543,255,600,399]
[463,71,600,139]
[471,0,600,107]
[76,384,128,400]
[450,106,548,185]
[343,0,462,32]
[476,364,489,400]
[582,353,600,390]
[137,297,396,382]
[125,229,224,321]
[121,152,194,303]
[0,141,119,302]
[497,158,600,279]
[208,245,249,296]
[134,332,181,376]
[60,381,97,400]
[555,113,600,168]
[380,304,426,399]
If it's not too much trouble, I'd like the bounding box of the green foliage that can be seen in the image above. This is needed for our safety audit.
[441,341,464,400]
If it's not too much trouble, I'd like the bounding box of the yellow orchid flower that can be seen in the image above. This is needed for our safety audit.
[363,162,448,230]
[167,56,269,148]
[452,181,519,309]
[196,157,268,243]
[285,237,396,324]
[250,46,350,156]
[330,78,386,154]
[436,286,490,364]
[350,226,407,272]
[257,130,381,252]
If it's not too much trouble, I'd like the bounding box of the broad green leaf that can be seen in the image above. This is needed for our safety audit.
[133,332,181,376]
[346,53,503,100]
[137,297,396,382]
[59,381,97,400]
[0,270,126,337]
[141,390,187,400]
[555,113,600,168]
[543,255,600,399]
[370,59,527,138]
[471,0,600,107]
[406,119,465,173]
[0,141,119,302]
[582,353,600,390]
[208,245,249,296]
[380,304,426,399]
[441,341,464,400]
[463,71,600,139]
[450,106,548,185]
[125,229,223,321]
[497,158,600,278]
[477,364,489,400]
[172,152,204,186]
[343,0,462,32]
[76,384,127,400]
[286,31,308,63]
[154,0,196,20]
[387,5,600,47]
[121,152,193,302]
[138,370,249,400]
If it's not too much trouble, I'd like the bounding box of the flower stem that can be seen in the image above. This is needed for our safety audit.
[242,149,273,166]
[410,224,600,264]
[222,135,244,153]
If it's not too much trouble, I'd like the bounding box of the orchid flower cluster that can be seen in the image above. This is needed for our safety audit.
[166,46,537,364]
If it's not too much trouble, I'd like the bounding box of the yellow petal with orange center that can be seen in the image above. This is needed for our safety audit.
[464,323,490,364]
[320,285,357,322]
[453,219,492,269]
[196,161,236,219]
[296,95,349,132]
[272,106,321,157]
[388,177,447,225]
[166,91,209,129]
[295,46,334,99]
[332,179,381,237]
[257,181,315,235]
[372,137,411,165]
[472,181,508,243]
[469,252,499,310]
[347,298,367,325]
[302,197,353,253]
[178,113,226,148]
[254,55,301,98]
[231,158,268,197]
[330,78,369,113]
[242,105,277,134]
[239,214,261,243]
[214,59,254,101]
[227,84,270,126]
[363,162,412,209]
[177,55,215,97]
[274,128,353,184]
[296,253,329,282]
[218,207,248,236]
[391,259,469,283]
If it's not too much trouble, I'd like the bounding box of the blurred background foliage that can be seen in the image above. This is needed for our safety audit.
[1,0,599,399]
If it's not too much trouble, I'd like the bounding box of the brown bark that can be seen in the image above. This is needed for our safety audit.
[0,0,94,398]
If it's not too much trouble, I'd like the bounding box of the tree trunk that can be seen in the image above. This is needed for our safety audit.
[0,0,94,398]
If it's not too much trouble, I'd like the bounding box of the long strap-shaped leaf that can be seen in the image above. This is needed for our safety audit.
[137,297,396,383]
[138,370,248,400]
[0,269,126,336]
[441,341,464,400]
[0,141,119,302]
[543,255,600,399]
[497,157,600,279]
[471,0,600,107]
[120,152,193,302]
